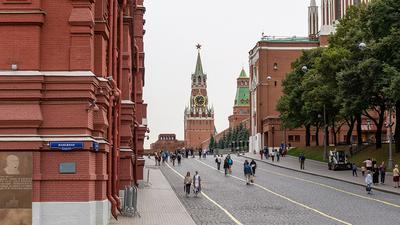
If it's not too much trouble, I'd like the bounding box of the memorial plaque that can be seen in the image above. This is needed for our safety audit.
[0,152,32,225]
[59,162,76,174]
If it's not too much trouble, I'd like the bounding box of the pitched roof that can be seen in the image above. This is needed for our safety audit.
[239,68,248,78]
[194,52,204,75]
[234,87,250,106]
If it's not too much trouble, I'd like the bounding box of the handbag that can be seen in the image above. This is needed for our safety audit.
[250,175,255,183]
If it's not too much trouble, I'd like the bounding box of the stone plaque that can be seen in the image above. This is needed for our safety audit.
[0,152,32,225]
[59,162,76,174]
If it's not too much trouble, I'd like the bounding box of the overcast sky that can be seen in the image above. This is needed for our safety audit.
[143,0,320,148]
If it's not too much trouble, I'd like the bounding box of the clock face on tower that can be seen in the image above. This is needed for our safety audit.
[194,95,206,106]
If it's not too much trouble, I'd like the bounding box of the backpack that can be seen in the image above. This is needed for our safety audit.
[228,159,233,165]
[215,158,218,163]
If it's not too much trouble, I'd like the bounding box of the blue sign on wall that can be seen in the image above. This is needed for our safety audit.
[50,142,84,151]
[92,141,99,151]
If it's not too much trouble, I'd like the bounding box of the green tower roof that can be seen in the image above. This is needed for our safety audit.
[234,69,250,107]
[239,68,248,78]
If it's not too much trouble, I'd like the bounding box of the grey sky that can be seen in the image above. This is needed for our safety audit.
[144,0,319,148]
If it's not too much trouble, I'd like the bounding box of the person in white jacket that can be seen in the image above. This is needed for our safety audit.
[365,171,373,194]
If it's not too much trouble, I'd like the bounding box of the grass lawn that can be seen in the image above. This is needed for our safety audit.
[288,144,400,171]
[287,145,348,162]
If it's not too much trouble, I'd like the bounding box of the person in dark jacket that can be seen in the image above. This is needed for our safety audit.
[223,158,229,176]
[379,161,386,184]
[372,164,379,185]
[250,160,257,175]
[243,160,253,185]
[299,153,306,170]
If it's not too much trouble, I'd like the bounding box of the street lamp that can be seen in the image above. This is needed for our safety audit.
[301,65,308,73]
[271,125,275,151]
[366,119,371,144]
[322,104,327,161]
[358,42,367,50]
[385,108,394,170]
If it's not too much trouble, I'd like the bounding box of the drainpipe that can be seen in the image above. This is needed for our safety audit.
[131,0,141,185]
[112,0,122,212]
[107,0,118,220]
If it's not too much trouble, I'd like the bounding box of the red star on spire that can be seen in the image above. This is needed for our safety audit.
[196,43,202,50]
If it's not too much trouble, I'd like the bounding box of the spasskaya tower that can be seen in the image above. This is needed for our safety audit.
[184,44,215,149]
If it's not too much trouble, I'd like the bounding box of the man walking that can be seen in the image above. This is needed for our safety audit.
[352,163,358,177]
[299,153,305,170]
[193,171,201,197]
[215,155,221,170]
[365,171,373,194]
[243,160,252,185]
[250,159,257,176]
[264,146,269,160]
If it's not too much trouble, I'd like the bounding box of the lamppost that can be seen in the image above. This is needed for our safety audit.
[323,104,327,161]
[366,119,371,144]
[271,125,275,151]
[385,108,394,170]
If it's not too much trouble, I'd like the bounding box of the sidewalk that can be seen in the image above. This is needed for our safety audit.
[108,159,196,225]
[242,152,400,195]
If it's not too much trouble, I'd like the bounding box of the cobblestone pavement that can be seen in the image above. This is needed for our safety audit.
[242,152,400,195]
[159,154,400,225]
[109,159,196,225]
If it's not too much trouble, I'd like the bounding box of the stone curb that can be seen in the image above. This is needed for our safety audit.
[240,155,400,196]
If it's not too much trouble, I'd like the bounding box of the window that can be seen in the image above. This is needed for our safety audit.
[288,135,301,142]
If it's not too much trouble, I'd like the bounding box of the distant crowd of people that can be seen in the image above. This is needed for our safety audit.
[361,158,399,194]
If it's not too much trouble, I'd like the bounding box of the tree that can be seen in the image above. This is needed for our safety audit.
[209,135,215,150]
[278,48,325,146]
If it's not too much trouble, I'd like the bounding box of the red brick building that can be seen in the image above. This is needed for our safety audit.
[249,0,376,152]
[150,134,184,154]
[0,0,147,225]
[184,47,215,149]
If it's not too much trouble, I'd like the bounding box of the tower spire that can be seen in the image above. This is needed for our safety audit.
[194,44,204,75]
[308,0,319,39]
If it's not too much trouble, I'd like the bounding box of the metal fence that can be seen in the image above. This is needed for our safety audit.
[121,186,140,217]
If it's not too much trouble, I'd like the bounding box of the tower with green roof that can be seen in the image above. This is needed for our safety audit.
[228,68,250,128]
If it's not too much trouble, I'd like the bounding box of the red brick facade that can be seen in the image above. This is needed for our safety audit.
[0,0,147,223]
[184,49,215,149]
[150,134,185,153]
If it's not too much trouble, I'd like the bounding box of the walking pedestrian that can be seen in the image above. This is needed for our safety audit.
[227,155,233,175]
[243,160,252,185]
[299,153,305,170]
[177,153,182,166]
[393,164,399,188]
[215,155,221,170]
[202,149,207,158]
[171,153,176,166]
[223,157,229,176]
[259,149,264,160]
[361,166,366,176]
[352,163,358,177]
[276,149,280,162]
[379,161,386,184]
[365,171,373,194]
[264,146,269,160]
[271,149,275,162]
[193,171,201,197]
[184,172,192,197]
[250,159,257,175]
[372,164,379,185]
[363,158,373,171]
[198,149,202,159]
